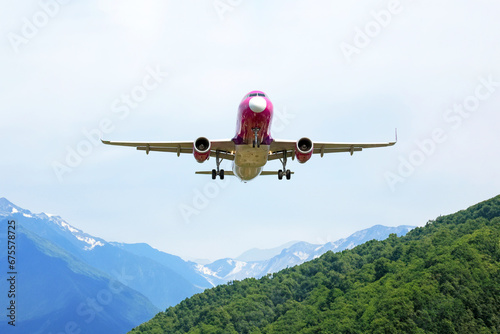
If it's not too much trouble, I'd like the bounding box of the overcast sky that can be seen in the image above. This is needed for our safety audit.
[1,0,499,261]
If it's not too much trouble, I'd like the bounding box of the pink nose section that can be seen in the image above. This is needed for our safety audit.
[249,96,267,113]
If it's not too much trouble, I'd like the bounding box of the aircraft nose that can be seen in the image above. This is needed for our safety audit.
[249,96,267,113]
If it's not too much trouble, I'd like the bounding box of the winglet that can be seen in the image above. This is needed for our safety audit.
[395,128,398,143]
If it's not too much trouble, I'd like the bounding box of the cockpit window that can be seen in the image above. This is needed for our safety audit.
[246,92,267,98]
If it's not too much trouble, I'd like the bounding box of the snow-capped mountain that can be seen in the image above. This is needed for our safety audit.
[198,225,415,281]
[1,197,107,252]
[312,224,415,256]
[0,197,415,333]
[0,199,158,334]
[235,240,299,262]
[0,198,214,310]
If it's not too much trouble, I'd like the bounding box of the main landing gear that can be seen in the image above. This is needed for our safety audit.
[211,151,224,180]
[278,151,291,180]
[252,127,260,148]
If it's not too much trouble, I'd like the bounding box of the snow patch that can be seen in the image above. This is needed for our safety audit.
[11,208,18,214]
[75,235,104,250]
[61,221,79,234]
[293,251,309,261]
[196,264,219,278]
[227,261,246,276]
[23,213,32,218]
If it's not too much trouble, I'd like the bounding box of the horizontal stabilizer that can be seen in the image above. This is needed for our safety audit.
[195,171,235,176]
[195,171,294,176]
[260,171,295,176]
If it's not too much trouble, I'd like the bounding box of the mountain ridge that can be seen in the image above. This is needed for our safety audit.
[235,240,300,262]
[0,197,215,310]
[0,197,415,288]
[197,224,415,282]
[128,195,500,333]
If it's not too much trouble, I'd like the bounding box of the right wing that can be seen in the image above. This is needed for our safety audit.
[268,131,397,161]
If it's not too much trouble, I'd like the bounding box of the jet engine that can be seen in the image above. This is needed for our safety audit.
[295,137,313,163]
[193,137,211,163]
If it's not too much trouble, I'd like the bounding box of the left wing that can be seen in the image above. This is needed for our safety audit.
[101,139,236,160]
[268,134,396,161]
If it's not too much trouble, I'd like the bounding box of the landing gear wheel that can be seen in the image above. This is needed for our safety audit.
[278,169,283,180]
[212,169,216,180]
[286,169,291,180]
[220,169,225,180]
[253,139,256,148]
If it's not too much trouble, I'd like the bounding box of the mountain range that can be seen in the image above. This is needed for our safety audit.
[0,212,157,334]
[129,195,500,333]
[0,197,415,333]
[201,225,414,282]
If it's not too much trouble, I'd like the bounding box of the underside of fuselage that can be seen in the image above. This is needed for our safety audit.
[232,144,270,181]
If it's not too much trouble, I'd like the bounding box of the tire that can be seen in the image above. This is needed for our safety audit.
[220,169,225,180]
[212,169,216,180]
[286,169,291,180]
[278,170,283,180]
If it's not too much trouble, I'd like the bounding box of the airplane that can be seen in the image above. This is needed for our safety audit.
[101,90,396,181]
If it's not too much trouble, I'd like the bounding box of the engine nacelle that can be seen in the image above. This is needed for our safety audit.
[193,137,211,163]
[295,137,313,163]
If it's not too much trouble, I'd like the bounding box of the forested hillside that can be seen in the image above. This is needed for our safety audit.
[130,195,500,333]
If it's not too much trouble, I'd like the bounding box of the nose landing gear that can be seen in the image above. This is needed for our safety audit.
[252,127,261,148]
